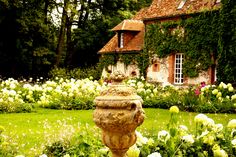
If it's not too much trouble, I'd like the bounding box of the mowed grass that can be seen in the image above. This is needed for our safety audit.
[0,108,236,156]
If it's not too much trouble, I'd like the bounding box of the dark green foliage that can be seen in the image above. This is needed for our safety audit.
[0,0,57,78]
[217,0,236,83]
[49,66,102,80]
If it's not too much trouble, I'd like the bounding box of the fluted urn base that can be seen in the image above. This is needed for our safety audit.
[111,149,128,157]
[102,131,136,157]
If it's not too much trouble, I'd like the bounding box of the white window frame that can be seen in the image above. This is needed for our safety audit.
[120,32,124,48]
[177,0,186,10]
[174,53,184,84]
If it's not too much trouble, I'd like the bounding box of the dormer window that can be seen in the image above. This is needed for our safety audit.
[118,32,124,48]
[177,0,186,10]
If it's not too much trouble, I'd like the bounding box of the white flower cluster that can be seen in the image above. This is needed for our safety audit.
[200,82,235,102]
[0,77,107,112]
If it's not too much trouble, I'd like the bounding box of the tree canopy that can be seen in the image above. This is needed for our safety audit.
[0,0,151,78]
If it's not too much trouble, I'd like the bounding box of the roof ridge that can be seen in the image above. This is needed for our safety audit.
[124,19,143,23]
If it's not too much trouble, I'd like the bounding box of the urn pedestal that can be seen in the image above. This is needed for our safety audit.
[93,72,145,157]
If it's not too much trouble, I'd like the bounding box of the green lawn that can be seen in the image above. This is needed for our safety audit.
[0,108,236,156]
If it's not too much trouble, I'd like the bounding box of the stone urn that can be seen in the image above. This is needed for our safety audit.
[93,71,145,157]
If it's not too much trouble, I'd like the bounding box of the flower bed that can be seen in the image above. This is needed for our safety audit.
[0,77,235,113]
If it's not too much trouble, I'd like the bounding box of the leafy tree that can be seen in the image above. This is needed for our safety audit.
[0,0,57,78]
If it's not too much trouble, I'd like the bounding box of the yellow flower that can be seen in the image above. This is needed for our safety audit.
[169,106,179,113]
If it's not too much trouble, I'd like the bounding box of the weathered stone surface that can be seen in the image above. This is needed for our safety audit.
[93,71,145,157]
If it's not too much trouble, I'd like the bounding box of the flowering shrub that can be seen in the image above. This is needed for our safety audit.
[0,77,106,112]
[135,106,236,157]
[0,76,235,113]
[194,82,236,113]
[0,78,34,113]
[36,78,105,110]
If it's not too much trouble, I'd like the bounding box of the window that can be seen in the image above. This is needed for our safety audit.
[174,53,184,84]
[118,32,124,48]
[177,0,186,10]
[152,63,159,72]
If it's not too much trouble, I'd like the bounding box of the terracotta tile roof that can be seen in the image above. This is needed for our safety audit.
[98,26,145,54]
[144,0,220,20]
[132,7,149,20]
[112,20,144,31]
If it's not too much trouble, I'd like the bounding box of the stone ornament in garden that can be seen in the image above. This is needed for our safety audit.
[93,71,145,157]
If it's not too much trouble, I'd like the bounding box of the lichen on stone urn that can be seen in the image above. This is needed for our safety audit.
[93,71,145,157]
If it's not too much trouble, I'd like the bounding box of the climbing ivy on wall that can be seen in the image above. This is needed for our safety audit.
[217,0,236,83]
[144,11,220,78]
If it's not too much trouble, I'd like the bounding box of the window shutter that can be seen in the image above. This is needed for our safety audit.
[168,54,175,84]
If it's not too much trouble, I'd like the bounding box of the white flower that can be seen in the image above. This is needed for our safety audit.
[147,152,162,157]
[227,83,232,88]
[231,94,236,101]
[182,134,195,144]
[204,118,215,127]
[228,86,234,92]
[216,92,222,98]
[63,154,70,157]
[227,119,236,129]
[219,82,227,89]
[39,154,48,157]
[231,139,236,146]
[179,125,188,134]
[158,130,170,142]
[98,147,109,154]
[212,124,224,133]
[213,149,228,157]
[136,131,148,145]
[194,114,208,124]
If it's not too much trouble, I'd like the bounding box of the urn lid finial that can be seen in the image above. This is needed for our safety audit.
[110,70,127,83]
